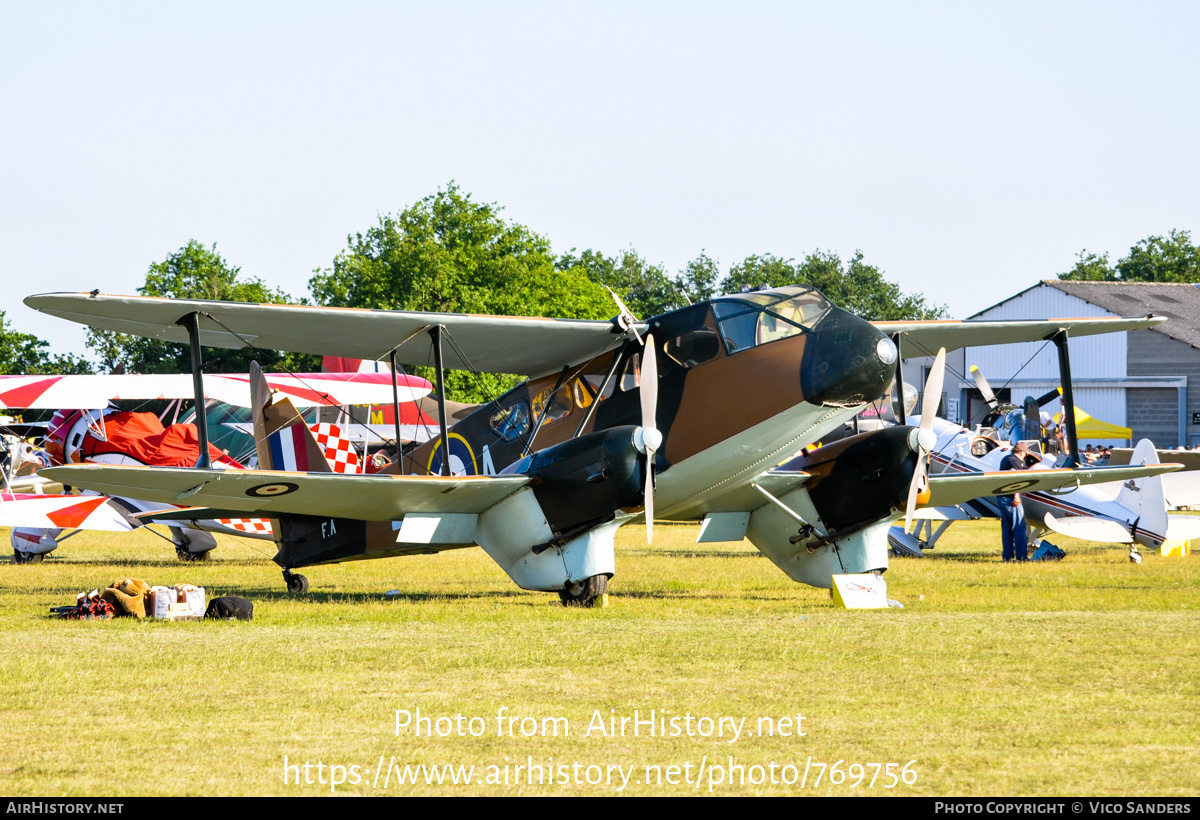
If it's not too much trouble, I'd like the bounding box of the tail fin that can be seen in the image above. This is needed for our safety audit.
[250,361,331,473]
[1116,438,1167,540]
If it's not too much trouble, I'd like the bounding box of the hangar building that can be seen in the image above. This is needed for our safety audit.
[906,281,1200,449]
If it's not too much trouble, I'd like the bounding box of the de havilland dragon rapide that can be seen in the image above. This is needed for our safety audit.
[26,286,1180,606]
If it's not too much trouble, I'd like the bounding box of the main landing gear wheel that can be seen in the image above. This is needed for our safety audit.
[176,546,210,562]
[283,570,309,595]
[12,550,43,564]
[559,574,608,608]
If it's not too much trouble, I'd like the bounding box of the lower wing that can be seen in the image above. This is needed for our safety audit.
[40,465,531,521]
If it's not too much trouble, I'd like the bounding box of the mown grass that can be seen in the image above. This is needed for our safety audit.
[0,520,1196,796]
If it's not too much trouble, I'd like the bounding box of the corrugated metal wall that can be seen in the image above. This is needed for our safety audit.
[964,285,1126,381]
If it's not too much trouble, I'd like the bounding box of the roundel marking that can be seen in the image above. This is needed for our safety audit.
[994,480,1037,494]
[427,433,478,477]
[246,482,300,498]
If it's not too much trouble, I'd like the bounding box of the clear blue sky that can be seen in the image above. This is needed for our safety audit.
[3,1,1197,356]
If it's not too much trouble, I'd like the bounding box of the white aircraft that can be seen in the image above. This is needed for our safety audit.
[26,288,1181,603]
[889,368,1200,559]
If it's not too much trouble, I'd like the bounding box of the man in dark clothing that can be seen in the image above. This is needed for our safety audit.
[998,441,1030,561]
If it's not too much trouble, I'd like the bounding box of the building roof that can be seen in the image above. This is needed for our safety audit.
[1041,281,1200,350]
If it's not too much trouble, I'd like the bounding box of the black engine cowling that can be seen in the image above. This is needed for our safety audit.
[518,425,646,537]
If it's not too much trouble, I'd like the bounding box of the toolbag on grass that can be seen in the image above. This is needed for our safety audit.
[205,597,253,620]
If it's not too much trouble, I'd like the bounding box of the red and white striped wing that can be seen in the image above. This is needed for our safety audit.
[0,372,430,410]
[0,493,135,531]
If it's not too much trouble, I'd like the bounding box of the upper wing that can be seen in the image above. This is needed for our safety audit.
[875,316,1165,357]
[25,293,635,379]
[925,463,1183,509]
[0,371,429,410]
[40,464,531,521]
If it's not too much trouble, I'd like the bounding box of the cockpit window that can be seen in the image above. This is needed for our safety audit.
[711,286,831,354]
[489,401,531,442]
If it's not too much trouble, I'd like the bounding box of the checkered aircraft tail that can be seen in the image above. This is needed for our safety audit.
[308,423,363,474]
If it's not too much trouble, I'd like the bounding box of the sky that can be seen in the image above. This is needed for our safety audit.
[2,1,1198,357]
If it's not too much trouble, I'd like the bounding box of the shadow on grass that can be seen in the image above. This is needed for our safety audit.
[620,549,762,558]
[207,585,532,605]
[10,556,268,568]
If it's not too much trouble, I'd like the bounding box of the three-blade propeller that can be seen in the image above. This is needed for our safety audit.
[970,364,1000,412]
[904,347,947,531]
[633,334,662,544]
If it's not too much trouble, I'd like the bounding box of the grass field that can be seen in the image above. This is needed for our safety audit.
[1,520,1197,796]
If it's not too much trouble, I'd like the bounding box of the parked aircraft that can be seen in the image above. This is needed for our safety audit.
[890,420,1200,559]
[27,288,1180,604]
[1,369,431,562]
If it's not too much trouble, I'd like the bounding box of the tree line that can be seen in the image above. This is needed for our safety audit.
[4,182,1195,401]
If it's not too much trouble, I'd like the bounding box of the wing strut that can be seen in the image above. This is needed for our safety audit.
[1049,329,1079,468]
[177,311,212,469]
[390,349,404,475]
[891,333,905,425]
[429,325,450,477]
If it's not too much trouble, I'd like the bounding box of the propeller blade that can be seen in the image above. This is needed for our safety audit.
[904,455,926,532]
[606,287,643,344]
[641,334,658,544]
[905,347,946,531]
[921,349,946,432]
[970,365,999,411]
[641,334,657,432]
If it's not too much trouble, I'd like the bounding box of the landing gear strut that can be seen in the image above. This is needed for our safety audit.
[559,574,608,607]
[283,570,309,595]
[12,550,43,565]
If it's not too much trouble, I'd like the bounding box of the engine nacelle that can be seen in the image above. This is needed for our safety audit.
[508,425,646,540]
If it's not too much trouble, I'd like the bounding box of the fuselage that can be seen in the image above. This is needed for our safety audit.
[409,285,899,521]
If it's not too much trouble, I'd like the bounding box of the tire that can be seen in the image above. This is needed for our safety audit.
[284,572,309,595]
[12,550,44,565]
[176,546,210,562]
[558,574,608,607]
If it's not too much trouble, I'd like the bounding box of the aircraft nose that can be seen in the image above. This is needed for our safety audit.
[800,307,896,407]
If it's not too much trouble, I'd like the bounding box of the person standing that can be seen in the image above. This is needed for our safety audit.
[998,441,1030,561]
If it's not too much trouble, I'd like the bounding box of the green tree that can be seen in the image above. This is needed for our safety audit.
[1058,250,1115,281]
[677,251,722,305]
[557,248,686,319]
[1058,230,1200,283]
[86,241,318,374]
[310,183,614,402]
[0,312,93,375]
[1117,230,1200,282]
[724,250,946,321]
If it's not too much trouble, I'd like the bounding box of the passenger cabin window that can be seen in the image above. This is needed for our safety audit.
[664,328,721,368]
[577,360,618,405]
[620,353,641,392]
[711,286,831,355]
[531,385,572,423]
[489,401,531,442]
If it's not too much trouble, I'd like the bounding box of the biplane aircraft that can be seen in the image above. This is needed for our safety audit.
[889,367,1200,559]
[27,287,1181,604]
[0,368,431,562]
